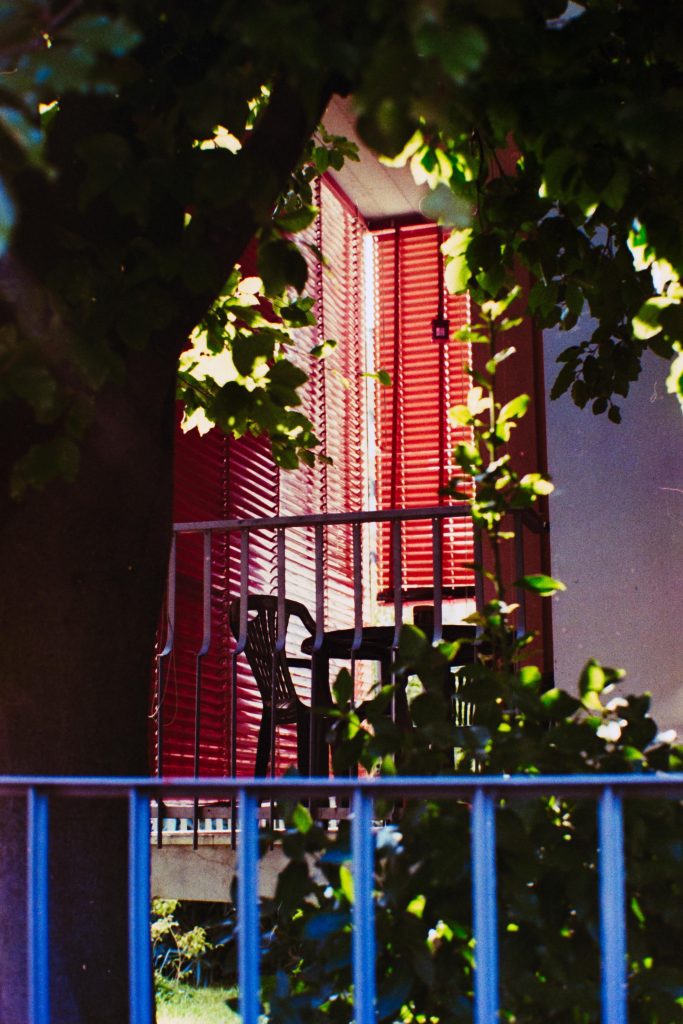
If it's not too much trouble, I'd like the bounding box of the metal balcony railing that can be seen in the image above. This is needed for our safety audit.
[3,771,682,1024]
[156,505,546,805]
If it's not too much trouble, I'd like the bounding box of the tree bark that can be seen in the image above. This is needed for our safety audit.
[0,55,336,1018]
[0,340,178,1022]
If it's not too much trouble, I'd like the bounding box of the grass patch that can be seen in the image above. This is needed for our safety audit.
[156,980,239,1023]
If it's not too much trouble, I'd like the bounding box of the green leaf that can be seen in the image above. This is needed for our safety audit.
[499,393,530,422]
[442,227,472,294]
[291,803,313,834]
[397,624,428,666]
[515,574,566,596]
[64,13,142,57]
[268,360,308,390]
[420,183,473,228]
[302,911,350,941]
[550,361,577,401]
[666,346,683,406]
[377,975,413,1020]
[275,204,318,233]
[633,296,675,341]
[540,688,582,718]
[258,239,308,295]
[310,339,337,359]
[578,659,607,698]
[0,106,43,163]
[363,369,391,386]
[0,178,15,257]
[518,665,542,688]
[333,668,353,706]
[339,863,354,904]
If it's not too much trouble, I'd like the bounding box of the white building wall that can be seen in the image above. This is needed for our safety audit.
[544,322,683,733]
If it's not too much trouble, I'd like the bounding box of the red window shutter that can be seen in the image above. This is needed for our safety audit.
[373,225,474,595]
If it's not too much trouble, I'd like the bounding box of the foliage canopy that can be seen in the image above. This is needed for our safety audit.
[263,327,683,1024]
[1,0,683,496]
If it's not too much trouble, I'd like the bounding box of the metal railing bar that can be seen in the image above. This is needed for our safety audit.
[157,535,176,659]
[352,787,377,1024]
[27,787,49,1024]
[520,507,548,534]
[155,536,176,845]
[391,518,403,650]
[173,504,472,534]
[598,787,628,1024]
[471,788,499,1024]
[311,524,325,776]
[237,787,260,1024]
[193,530,213,849]
[128,789,152,1024]
[513,510,527,639]
[473,525,485,624]
[391,518,403,726]
[352,521,363,656]
[4,773,683,799]
[231,533,251,848]
[272,531,287,822]
[432,517,443,644]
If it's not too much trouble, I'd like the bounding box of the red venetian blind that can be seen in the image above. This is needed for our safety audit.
[156,179,367,777]
[154,413,231,777]
[279,178,366,625]
[373,224,474,595]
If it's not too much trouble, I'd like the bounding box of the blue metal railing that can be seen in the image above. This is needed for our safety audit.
[3,772,683,1024]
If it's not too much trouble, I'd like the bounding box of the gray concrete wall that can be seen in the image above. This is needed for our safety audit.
[152,837,290,902]
[544,323,683,733]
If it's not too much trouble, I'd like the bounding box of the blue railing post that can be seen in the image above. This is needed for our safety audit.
[598,786,628,1024]
[352,787,376,1024]
[238,787,260,1024]
[129,788,153,1024]
[471,788,499,1024]
[27,787,50,1024]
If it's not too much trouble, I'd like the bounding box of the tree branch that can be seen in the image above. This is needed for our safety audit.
[173,74,336,337]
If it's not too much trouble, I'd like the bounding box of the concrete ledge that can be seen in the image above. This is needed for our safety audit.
[152,843,289,902]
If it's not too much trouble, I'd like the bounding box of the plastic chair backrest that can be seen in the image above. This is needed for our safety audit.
[229,595,316,710]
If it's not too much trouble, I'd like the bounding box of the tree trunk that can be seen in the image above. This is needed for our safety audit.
[0,341,179,1022]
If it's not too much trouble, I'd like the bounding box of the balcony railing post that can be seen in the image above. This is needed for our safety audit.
[352,787,377,1024]
[156,536,176,846]
[193,529,213,848]
[471,787,499,1024]
[513,510,527,639]
[27,787,49,1024]
[238,786,260,1024]
[598,786,628,1024]
[129,788,153,1024]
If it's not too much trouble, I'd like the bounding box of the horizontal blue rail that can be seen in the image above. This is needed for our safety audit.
[6,771,683,1024]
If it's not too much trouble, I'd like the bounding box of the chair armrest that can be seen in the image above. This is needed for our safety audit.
[286,657,312,669]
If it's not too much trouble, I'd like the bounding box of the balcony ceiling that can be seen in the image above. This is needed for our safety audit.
[322,96,427,223]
